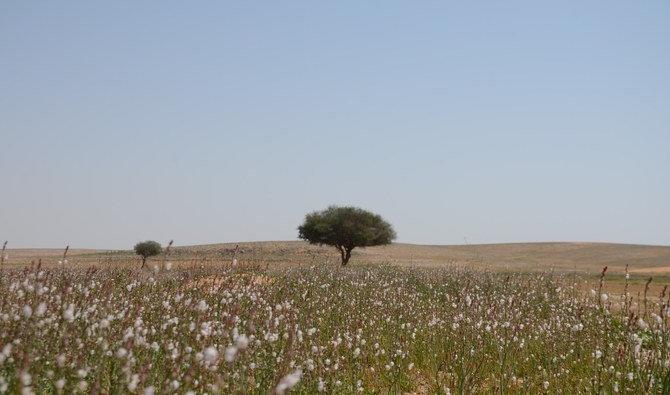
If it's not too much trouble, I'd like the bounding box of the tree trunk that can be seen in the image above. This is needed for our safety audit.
[141,256,147,269]
[339,247,352,266]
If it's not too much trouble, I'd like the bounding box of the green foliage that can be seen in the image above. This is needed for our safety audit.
[133,240,162,267]
[298,206,396,265]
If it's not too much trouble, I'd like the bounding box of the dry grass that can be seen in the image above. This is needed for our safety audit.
[5,241,669,276]
[6,241,669,301]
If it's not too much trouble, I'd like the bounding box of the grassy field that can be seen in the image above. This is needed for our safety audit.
[6,241,670,272]
[7,241,670,293]
[1,241,669,393]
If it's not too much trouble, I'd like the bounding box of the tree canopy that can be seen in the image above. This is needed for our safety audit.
[298,206,396,265]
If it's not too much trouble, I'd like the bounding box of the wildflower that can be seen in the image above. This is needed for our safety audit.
[20,372,31,386]
[128,374,140,392]
[63,305,75,322]
[55,378,65,390]
[116,348,128,358]
[224,346,237,362]
[637,318,648,331]
[651,313,662,325]
[203,346,218,363]
[22,305,32,319]
[0,345,11,364]
[235,334,249,349]
[275,369,302,394]
[144,386,155,395]
[35,303,47,317]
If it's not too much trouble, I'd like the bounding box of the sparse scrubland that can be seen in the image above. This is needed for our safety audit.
[1,258,669,393]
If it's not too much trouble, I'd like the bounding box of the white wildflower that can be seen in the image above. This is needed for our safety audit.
[55,378,65,390]
[276,369,302,394]
[128,374,139,392]
[197,300,208,312]
[637,318,648,331]
[35,303,47,317]
[224,346,237,362]
[203,346,218,364]
[63,305,75,322]
[20,372,31,386]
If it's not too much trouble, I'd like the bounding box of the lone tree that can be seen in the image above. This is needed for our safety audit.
[298,206,396,266]
[134,240,162,268]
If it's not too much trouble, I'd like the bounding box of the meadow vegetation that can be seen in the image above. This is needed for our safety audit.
[1,255,669,393]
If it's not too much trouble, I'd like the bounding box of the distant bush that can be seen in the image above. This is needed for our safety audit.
[133,240,162,268]
[298,206,396,265]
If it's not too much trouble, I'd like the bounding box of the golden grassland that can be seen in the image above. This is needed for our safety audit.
[7,241,670,271]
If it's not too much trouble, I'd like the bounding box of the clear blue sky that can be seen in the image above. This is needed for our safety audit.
[1,1,668,249]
